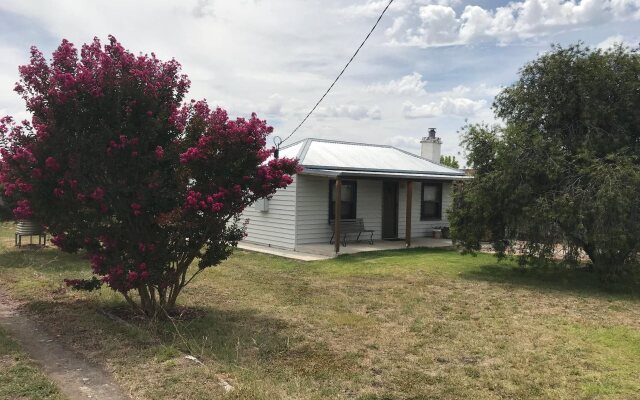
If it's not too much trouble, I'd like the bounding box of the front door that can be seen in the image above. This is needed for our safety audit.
[382,181,399,239]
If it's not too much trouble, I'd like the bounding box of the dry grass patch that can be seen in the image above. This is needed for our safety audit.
[0,222,638,399]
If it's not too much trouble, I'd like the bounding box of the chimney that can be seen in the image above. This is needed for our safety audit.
[421,128,442,163]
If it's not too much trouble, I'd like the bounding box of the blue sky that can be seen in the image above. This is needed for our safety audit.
[0,0,639,165]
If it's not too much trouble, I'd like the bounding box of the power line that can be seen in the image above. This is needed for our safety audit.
[279,0,395,146]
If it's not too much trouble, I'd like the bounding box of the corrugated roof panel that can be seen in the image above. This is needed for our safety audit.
[301,168,470,180]
[278,141,304,159]
[301,139,462,175]
[278,138,464,176]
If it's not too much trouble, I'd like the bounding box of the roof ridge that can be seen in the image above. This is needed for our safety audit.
[299,137,396,148]
[280,137,309,150]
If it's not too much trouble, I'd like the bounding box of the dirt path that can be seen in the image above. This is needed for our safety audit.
[0,291,131,400]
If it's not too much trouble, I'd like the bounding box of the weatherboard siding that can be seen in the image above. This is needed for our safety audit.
[295,175,383,246]
[241,177,297,250]
[242,175,454,249]
[397,181,453,239]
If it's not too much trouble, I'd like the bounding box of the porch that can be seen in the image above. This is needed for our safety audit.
[297,237,453,257]
[238,237,454,261]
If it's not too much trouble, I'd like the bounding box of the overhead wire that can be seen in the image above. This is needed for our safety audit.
[276,0,396,151]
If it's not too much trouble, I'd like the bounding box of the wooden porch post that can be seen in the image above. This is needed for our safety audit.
[405,181,413,248]
[334,178,342,254]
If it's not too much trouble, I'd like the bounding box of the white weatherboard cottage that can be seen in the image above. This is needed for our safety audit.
[241,129,466,254]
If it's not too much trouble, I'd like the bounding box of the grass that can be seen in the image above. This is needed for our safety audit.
[0,221,639,399]
[0,327,64,399]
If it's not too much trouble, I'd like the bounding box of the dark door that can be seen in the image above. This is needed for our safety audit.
[382,181,399,239]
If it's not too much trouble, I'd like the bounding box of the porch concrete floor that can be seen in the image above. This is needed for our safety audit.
[237,242,329,261]
[238,237,454,261]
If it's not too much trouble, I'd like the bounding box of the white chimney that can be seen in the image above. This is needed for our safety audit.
[421,128,441,163]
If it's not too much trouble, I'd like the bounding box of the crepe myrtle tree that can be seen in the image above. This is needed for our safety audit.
[0,36,299,316]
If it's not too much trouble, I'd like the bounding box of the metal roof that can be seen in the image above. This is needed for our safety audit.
[280,138,465,179]
[302,168,471,181]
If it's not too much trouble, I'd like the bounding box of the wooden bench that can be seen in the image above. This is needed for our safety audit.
[329,218,374,247]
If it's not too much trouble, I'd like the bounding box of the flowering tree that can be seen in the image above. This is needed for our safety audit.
[0,36,299,316]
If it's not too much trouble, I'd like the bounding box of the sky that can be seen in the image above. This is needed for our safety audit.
[0,0,639,166]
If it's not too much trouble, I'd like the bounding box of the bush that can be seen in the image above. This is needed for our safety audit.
[0,36,299,316]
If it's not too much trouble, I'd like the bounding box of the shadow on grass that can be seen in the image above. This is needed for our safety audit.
[154,304,293,364]
[22,297,317,368]
[0,246,87,274]
[328,246,457,264]
[460,262,640,300]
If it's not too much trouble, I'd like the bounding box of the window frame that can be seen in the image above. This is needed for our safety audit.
[328,180,357,222]
[420,182,443,221]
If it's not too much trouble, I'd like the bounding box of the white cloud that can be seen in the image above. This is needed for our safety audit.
[317,104,382,120]
[366,73,500,99]
[192,0,214,18]
[385,134,420,150]
[388,0,640,47]
[444,83,501,98]
[366,72,427,95]
[264,93,285,116]
[0,0,632,162]
[385,16,406,36]
[342,0,413,17]
[596,34,626,49]
[403,97,486,118]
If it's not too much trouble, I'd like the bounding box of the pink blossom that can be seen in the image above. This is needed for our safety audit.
[154,145,164,160]
[31,168,42,178]
[3,183,16,197]
[179,147,204,164]
[90,254,105,273]
[45,156,60,171]
[16,180,33,193]
[51,234,65,248]
[184,190,202,210]
[90,187,105,201]
[130,202,142,216]
[13,199,33,219]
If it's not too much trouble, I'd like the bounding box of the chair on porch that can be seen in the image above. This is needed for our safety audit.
[329,218,374,247]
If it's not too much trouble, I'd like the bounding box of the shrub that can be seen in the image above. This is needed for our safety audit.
[0,36,299,316]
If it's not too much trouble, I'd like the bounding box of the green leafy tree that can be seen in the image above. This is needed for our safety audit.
[439,155,459,169]
[449,43,640,281]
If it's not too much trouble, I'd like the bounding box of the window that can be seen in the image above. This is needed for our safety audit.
[421,182,442,220]
[329,180,357,221]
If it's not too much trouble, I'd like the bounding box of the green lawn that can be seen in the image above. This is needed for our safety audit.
[0,222,639,399]
[0,327,64,399]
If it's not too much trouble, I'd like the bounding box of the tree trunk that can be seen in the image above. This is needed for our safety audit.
[582,243,632,282]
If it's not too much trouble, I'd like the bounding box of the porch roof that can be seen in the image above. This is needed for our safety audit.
[300,167,470,181]
[280,138,466,179]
